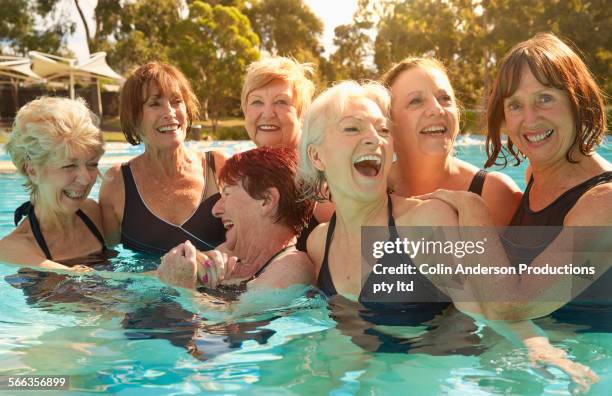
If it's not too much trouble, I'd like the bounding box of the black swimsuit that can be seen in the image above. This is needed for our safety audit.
[13,201,108,266]
[317,196,450,324]
[468,170,487,195]
[120,151,226,256]
[503,171,612,330]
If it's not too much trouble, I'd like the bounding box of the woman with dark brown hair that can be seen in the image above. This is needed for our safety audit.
[485,33,610,229]
[100,62,228,256]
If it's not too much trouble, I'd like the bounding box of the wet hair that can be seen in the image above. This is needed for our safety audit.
[218,146,314,235]
[485,33,607,168]
[298,80,391,201]
[241,56,315,118]
[6,96,104,203]
[120,62,199,145]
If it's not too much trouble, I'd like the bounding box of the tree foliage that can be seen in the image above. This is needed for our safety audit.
[0,0,73,55]
[1,0,609,121]
[246,0,324,62]
[326,0,376,81]
[171,1,260,129]
[369,0,611,111]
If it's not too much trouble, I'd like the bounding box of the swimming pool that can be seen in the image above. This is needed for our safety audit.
[0,137,610,395]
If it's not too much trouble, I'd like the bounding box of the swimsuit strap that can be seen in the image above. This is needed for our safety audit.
[27,205,53,260]
[19,203,107,261]
[467,170,488,196]
[76,210,107,251]
[252,244,297,279]
[206,150,216,176]
[14,201,32,226]
[321,212,337,271]
[387,195,399,239]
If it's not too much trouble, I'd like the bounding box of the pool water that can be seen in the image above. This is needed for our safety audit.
[0,137,610,395]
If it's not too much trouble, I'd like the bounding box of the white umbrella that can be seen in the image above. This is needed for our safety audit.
[29,51,124,116]
[0,56,44,83]
[0,56,44,119]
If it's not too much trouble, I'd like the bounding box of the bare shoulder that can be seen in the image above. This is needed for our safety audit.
[306,222,329,277]
[79,199,104,227]
[258,250,315,288]
[102,163,123,184]
[566,182,612,226]
[481,171,523,226]
[0,232,39,266]
[393,195,458,227]
[483,170,521,193]
[100,163,125,200]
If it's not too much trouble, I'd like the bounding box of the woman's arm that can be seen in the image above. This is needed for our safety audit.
[480,171,523,226]
[0,236,91,271]
[417,188,611,320]
[99,164,125,246]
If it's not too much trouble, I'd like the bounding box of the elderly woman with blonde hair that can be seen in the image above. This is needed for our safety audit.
[241,56,333,250]
[0,97,107,270]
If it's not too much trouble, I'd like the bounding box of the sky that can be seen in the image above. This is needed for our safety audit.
[66,0,358,61]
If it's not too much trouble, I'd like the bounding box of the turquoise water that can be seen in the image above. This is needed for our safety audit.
[0,137,610,395]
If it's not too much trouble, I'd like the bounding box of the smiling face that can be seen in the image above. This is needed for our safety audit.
[309,97,392,201]
[244,79,300,149]
[212,182,262,252]
[503,65,575,167]
[31,149,101,215]
[389,66,459,158]
[139,83,188,149]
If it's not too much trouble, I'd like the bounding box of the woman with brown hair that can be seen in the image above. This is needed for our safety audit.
[100,62,228,256]
[381,57,521,226]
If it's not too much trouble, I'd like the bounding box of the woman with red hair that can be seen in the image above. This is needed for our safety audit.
[157,146,315,292]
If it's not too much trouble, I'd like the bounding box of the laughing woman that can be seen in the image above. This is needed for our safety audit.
[298,80,456,316]
[0,97,106,269]
[100,62,227,256]
[381,57,521,226]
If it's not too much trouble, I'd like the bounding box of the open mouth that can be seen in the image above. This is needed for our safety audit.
[353,155,382,177]
[223,220,235,231]
[524,129,553,143]
[257,124,280,132]
[63,190,87,200]
[420,125,447,135]
[156,124,180,134]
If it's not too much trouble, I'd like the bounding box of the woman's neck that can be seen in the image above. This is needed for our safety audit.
[34,203,78,234]
[331,191,389,236]
[232,226,296,278]
[142,144,192,178]
[531,153,608,189]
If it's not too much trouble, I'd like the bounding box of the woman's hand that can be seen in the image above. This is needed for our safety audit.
[524,336,598,394]
[195,249,240,288]
[157,241,199,289]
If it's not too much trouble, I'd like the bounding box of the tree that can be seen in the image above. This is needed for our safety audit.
[171,1,260,131]
[246,0,324,62]
[0,0,73,55]
[99,0,182,74]
[327,0,376,81]
[374,0,483,106]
